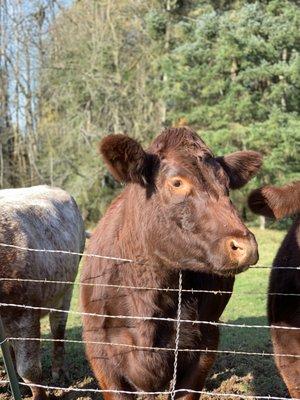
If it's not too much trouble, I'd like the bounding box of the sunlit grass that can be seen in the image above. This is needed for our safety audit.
[213,228,288,398]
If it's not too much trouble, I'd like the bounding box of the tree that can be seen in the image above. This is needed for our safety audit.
[37,0,193,220]
[2,0,299,224]
[161,1,300,217]
[0,0,61,188]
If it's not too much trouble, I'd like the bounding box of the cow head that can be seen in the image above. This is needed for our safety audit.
[100,127,262,276]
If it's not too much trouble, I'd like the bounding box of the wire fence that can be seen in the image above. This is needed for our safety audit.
[1,301,300,330]
[0,276,299,296]
[1,336,300,358]
[1,380,299,400]
[0,242,299,400]
[1,242,300,270]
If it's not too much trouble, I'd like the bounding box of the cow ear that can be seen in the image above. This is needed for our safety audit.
[99,134,150,185]
[216,151,262,190]
[248,187,277,219]
[248,182,300,219]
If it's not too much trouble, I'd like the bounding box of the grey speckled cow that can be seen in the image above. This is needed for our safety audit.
[0,185,85,400]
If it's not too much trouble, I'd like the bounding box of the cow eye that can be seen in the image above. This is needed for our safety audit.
[167,177,192,195]
[172,179,183,188]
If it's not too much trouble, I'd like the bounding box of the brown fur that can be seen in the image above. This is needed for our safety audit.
[248,181,300,219]
[248,181,300,398]
[100,134,150,185]
[216,151,263,190]
[81,127,262,399]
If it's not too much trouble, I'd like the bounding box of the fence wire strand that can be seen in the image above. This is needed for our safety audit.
[170,270,182,400]
[0,380,299,400]
[0,277,299,296]
[0,242,299,270]
[1,301,299,330]
[0,242,132,263]
[3,336,300,359]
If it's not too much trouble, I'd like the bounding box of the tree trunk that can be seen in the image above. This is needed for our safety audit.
[259,215,266,230]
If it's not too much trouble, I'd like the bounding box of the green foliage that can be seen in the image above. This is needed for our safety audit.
[35,0,299,222]
[145,11,167,40]
[37,0,164,220]
[160,0,300,216]
[164,2,300,125]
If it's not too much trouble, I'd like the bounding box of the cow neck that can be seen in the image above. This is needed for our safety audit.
[112,184,179,286]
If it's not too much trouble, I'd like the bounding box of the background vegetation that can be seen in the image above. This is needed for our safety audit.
[0,0,299,222]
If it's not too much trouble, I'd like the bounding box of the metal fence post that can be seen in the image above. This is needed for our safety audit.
[0,316,22,400]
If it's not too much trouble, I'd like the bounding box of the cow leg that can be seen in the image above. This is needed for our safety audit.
[49,287,73,382]
[12,312,47,400]
[95,372,136,400]
[168,325,219,400]
[271,327,300,398]
[87,354,136,400]
[172,353,216,400]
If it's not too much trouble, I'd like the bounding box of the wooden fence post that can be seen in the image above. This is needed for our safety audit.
[0,316,22,400]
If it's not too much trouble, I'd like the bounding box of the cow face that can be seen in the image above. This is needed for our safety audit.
[100,127,262,276]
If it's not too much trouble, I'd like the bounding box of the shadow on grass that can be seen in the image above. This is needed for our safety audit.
[0,325,99,400]
[206,316,289,398]
[40,325,99,400]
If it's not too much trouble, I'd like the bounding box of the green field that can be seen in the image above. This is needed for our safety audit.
[0,228,289,399]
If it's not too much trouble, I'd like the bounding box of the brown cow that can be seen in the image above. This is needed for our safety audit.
[0,185,85,400]
[248,181,300,398]
[81,127,262,399]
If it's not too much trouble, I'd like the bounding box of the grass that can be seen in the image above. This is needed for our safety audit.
[0,227,288,399]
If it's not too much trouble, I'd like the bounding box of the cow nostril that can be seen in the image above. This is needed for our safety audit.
[225,236,258,268]
[230,239,244,252]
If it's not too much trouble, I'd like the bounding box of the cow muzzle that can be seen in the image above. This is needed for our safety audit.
[224,233,259,270]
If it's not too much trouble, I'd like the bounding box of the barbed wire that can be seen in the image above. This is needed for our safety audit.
[0,242,132,263]
[0,277,299,296]
[0,380,299,400]
[1,302,299,330]
[0,242,299,270]
[170,271,182,400]
[4,336,300,359]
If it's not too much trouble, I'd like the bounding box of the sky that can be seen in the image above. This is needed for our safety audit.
[1,0,73,130]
